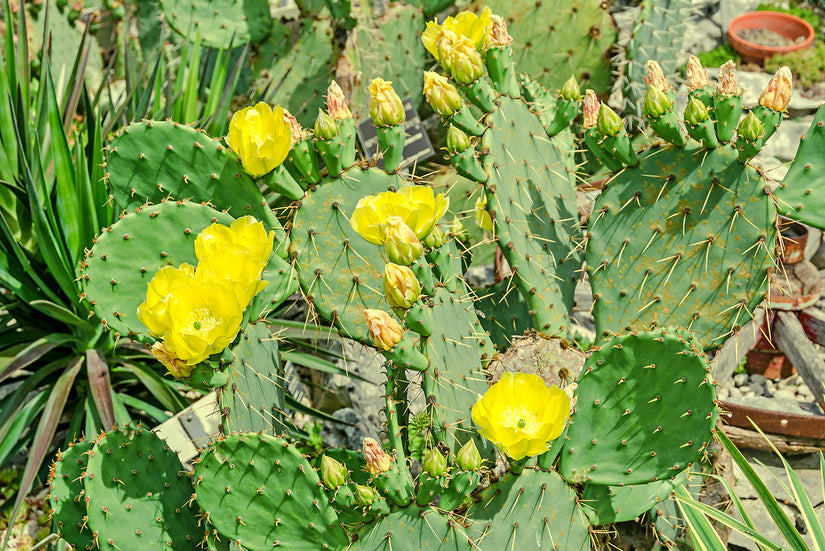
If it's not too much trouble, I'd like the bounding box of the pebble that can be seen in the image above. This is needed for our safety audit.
[733,373,749,386]
[774,389,797,401]
[723,370,822,415]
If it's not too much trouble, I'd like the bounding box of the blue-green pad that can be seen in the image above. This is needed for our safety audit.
[351,506,470,550]
[580,468,690,525]
[48,440,95,550]
[160,0,273,48]
[558,329,716,485]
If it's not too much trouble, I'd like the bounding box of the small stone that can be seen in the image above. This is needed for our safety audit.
[762,385,775,398]
[743,390,756,398]
[717,387,730,400]
[728,386,743,398]
[733,373,748,386]
[774,389,796,400]
[749,374,767,386]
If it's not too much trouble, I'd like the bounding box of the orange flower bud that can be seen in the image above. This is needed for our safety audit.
[363,437,392,475]
[364,309,403,351]
[758,66,792,112]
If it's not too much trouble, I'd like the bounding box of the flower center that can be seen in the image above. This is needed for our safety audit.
[184,308,218,338]
[500,406,541,436]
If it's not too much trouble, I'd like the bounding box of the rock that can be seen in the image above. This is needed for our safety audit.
[762,384,775,398]
[749,373,766,386]
[464,264,495,288]
[729,386,743,398]
[717,387,730,400]
[734,373,749,386]
[759,118,815,162]
[743,390,756,397]
[774,389,797,400]
[683,17,723,58]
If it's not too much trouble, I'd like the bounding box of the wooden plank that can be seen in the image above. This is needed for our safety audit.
[712,307,768,384]
[722,424,825,455]
[798,306,825,346]
[773,310,825,413]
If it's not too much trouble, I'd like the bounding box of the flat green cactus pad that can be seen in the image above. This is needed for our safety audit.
[473,280,533,351]
[48,440,95,550]
[580,468,690,525]
[586,144,776,349]
[472,469,590,550]
[351,506,469,550]
[476,0,616,94]
[558,329,716,485]
[194,434,349,550]
[160,0,273,48]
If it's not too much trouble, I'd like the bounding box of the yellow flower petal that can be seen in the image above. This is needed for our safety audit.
[227,103,291,177]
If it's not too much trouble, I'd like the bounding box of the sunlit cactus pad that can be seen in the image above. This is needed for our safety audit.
[160,0,273,48]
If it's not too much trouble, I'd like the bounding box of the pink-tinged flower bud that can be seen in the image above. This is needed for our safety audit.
[737,111,764,141]
[320,455,348,490]
[364,309,403,351]
[597,103,624,136]
[686,55,710,91]
[369,78,405,127]
[151,341,192,378]
[560,75,580,100]
[353,484,376,506]
[488,14,512,47]
[383,263,422,309]
[423,72,464,118]
[314,109,338,140]
[326,81,352,120]
[716,61,741,96]
[363,437,392,475]
[421,448,447,476]
[454,439,483,471]
[643,85,673,119]
[383,216,424,265]
[283,109,307,144]
[758,66,792,112]
[449,35,485,84]
[643,60,670,92]
[583,90,599,128]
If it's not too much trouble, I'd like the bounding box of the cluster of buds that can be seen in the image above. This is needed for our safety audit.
[423,72,463,118]
[368,78,405,127]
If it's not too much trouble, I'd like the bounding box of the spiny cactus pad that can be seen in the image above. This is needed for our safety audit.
[473,280,533,351]
[83,426,203,549]
[775,104,825,231]
[351,506,467,550]
[476,0,616,93]
[253,17,338,127]
[580,468,690,524]
[160,0,273,48]
[472,469,590,550]
[194,433,349,550]
[48,440,95,550]
[558,329,716,485]
[586,144,776,349]
[219,322,287,434]
[105,120,285,251]
[82,201,234,339]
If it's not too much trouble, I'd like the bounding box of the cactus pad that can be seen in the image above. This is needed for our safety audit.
[351,506,468,550]
[83,426,203,549]
[473,280,533,351]
[586,144,776,349]
[194,433,349,550]
[48,440,95,550]
[160,0,273,48]
[105,120,285,249]
[558,329,716,485]
[580,468,690,524]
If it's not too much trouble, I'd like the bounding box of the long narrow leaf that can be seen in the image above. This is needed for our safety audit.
[285,394,354,426]
[119,361,187,412]
[116,392,171,425]
[86,349,116,430]
[279,350,371,382]
[0,334,69,383]
[1,356,83,551]
[673,486,729,551]
[707,473,774,551]
[0,388,49,468]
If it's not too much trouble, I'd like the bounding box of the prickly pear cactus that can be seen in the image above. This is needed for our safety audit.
[47,440,95,551]
[159,0,273,48]
[425,19,583,338]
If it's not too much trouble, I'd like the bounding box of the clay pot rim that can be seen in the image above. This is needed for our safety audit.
[727,10,815,60]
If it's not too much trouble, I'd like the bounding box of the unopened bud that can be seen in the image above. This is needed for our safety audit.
[686,55,710,91]
[436,28,460,67]
[449,217,469,242]
[363,437,392,475]
[582,90,599,128]
[449,36,485,84]
[758,66,792,112]
[422,448,447,477]
[424,72,464,118]
[737,111,764,141]
[488,14,512,47]
[326,81,352,119]
[446,125,471,152]
[314,110,338,140]
[364,309,403,351]
[383,263,421,309]
[642,85,673,119]
[560,75,580,100]
[423,225,446,249]
[320,455,348,490]
[383,216,423,265]
[643,60,670,92]
[454,439,483,471]
[717,61,741,96]
[283,109,307,144]
[152,342,192,378]
[597,104,623,136]
[353,484,376,506]
[369,78,405,127]
[684,97,710,126]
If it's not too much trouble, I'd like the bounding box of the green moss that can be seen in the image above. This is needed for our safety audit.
[695,43,742,68]
[766,41,825,89]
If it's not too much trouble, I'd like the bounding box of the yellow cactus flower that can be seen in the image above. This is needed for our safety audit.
[195,216,274,271]
[196,248,270,309]
[448,35,485,84]
[383,263,421,309]
[363,437,392,475]
[471,372,570,460]
[643,60,671,92]
[422,7,492,61]
[364,309,403,351]
[474,196,494,232]
[151,341,192,379]
[137,263,196,338]
[350,186,450,245]
[368,78,405,127]
[759,66,792,112]
[227,103,291,178]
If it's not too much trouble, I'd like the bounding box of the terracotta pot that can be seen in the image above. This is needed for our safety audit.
[727,11,814,64]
